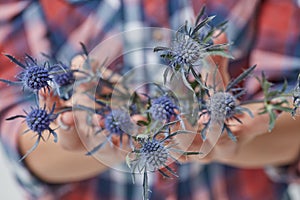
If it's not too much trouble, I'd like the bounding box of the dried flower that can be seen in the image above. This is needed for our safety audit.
[0,55,54,94]
[105,109,133,135]
[52,63,75,86]
[149,95,178,122]
[86,109,134,155]
[139,138,169,171]
[207,92,237,122]
[164,35,203,69]
[128,121,199,200]
[51,63,76,100]
[6,104,58,160]
[154,6,231,90]
[129,136,175,200]
[198,66,257,141]
[22,65,51,91]
[201,91,252,141]
[154,7,230,70]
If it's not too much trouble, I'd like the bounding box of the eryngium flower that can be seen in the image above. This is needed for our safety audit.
[200,91,253,141]
[26,107,54,133]
[168,35,203,68]
[149,96,178,121]
[207,92,236,122]
[23,65,51,91]
[0,54,54,94]
[129,137,175,200]
[197,66,256,141]
[86,109,134,155]
[128,121,200,200]
[6,104,58,160]
[154,6,231,73]
[53,63,75,86]
[105,109,133,135]
[140,139,169,171]
[52,63,76,100]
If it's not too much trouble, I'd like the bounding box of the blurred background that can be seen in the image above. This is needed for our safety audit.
[0,142,23,200]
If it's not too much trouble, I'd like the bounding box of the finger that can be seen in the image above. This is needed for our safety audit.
[110,134,132,152]
[69,55,96,92]
[56,111,85,151]
[71,54,94,71]
[172,117,202,158]
[69,55,99,94]
[70,55,121,98]
[94,114,105,128]
[38,89,62,111]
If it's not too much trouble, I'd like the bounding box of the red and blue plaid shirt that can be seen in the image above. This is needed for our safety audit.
[0,0,299,199]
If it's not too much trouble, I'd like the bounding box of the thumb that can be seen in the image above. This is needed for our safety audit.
[56,111,85,151]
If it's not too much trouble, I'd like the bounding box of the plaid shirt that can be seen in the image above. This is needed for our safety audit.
[0,0,299,199]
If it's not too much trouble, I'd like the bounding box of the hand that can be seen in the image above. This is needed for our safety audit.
[18,54,133,183]
[38,55,126,150]
[173,32,300,166]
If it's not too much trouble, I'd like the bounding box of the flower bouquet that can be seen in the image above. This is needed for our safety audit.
[1,6,299,200]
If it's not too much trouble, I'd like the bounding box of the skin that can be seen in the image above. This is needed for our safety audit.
[19,34,300,183]
[174,103,300,167]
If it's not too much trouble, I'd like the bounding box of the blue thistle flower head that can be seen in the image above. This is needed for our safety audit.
[149,96,178,121]
[6,103,58,160]
[22,65,51,91]
[21,104,57,136]
[105,109,133,135]
[129,136,171,200]
[140,138,169,171]
[154,6,231,73]
[201,91,253,142]
[169,35,203,68]
[129,121,200,200]
[86,109,134,155]
[207,92,236,122]
[131,121,192,173]
[0,54,54,95]
[51,63,76,100]
[199,66,256,141]
[52,63,75,87]
[26,107,55,133]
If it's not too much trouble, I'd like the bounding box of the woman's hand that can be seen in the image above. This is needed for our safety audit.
[173,33,300,167]
[19,55,132,183]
